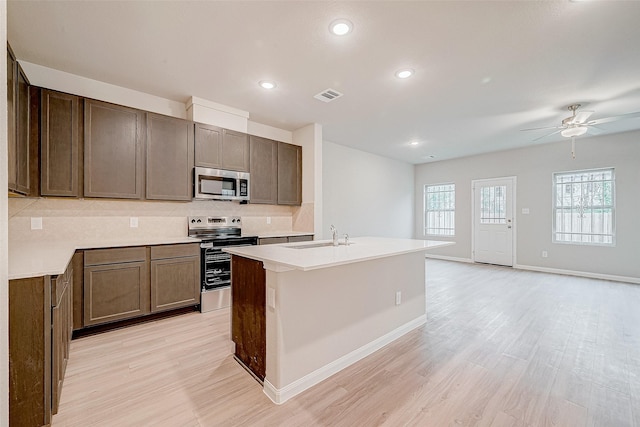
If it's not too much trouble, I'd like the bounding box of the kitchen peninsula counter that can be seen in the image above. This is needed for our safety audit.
[225,237,452,405]
[9,236,201,280]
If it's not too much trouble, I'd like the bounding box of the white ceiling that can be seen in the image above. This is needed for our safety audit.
[8,1,640,164]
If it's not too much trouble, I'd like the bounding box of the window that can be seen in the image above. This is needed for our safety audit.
[480,185,507,224]
[424,183,455,236]
[553,168,615,245]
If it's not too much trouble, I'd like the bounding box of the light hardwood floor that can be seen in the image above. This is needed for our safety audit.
[52,260,640,426]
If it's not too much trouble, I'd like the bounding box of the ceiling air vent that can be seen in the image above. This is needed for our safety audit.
[314,88,344,103]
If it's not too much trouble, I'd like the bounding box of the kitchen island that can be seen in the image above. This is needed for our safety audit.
[224,237,453,404]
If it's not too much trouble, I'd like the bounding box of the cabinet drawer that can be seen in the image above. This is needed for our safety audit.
[84,246,147,266]
[258,237,288,245]
[151,243,200,260]
[288,235,314,243]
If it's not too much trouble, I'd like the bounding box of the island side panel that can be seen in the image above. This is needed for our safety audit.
[231,255,266,381]
[265,251,426,395]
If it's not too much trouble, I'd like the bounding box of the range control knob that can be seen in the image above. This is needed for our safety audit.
[197,219,202,223]
[191,219,196,223]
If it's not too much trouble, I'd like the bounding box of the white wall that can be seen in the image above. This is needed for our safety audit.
[322,141,414,240]
[415,130,640,282]
[1,4,9,425]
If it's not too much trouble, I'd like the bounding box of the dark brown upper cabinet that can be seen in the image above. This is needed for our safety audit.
[84,99,145,199]
[8,43,31,195]
[7,44,17,192]
[277,142,302,206]
[221,128,250,172]
[40,89,82,197]
[146,113,194,201]
[194,123,249,172]
[249,135,278,204]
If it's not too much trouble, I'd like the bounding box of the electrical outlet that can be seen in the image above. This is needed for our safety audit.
[522,208,530,215]
[542,250,548,258]
[267,217,271,225]
[31,217,43,230]
[130,217,138,228]
[395,291,402,306]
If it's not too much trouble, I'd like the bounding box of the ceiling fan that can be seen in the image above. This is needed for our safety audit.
[521,103,640,158]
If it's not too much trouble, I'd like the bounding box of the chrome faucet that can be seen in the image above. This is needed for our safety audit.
[330,224,338,246]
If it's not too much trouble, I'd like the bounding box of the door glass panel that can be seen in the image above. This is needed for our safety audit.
[480,185,507,224]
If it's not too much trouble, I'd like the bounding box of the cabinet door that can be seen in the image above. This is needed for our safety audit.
[51,263,73,415]
[150,256,200,313]
[146,113,194,201]
[249,136,278,204]
[15,65,31,194]
[194,123,222,168]
[9,276,52,427]
[41,89,81,197]
[231,255,266,381]
[84,99,144,199]
[7,45,17,191]
[83,260,150,326]
[277,142,302,206]
[221,129,249,172]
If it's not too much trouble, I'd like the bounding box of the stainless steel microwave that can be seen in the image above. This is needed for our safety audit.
[193,167,250,201]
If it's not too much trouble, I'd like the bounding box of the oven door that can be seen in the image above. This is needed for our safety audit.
[201,246,231,291]
[200,236,258,291]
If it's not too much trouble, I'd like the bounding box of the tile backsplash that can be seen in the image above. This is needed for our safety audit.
[8,197,313,242]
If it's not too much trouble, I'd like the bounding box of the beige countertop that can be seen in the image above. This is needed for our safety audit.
[224,237,453,272]
[9,236,201,280]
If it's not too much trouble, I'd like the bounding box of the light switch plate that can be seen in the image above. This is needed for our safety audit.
[267,288,276,309]
[522,208,530,214]
[31,217,43,230]
[130,217,138,228]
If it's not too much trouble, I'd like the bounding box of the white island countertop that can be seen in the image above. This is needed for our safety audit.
[224,237,453,271]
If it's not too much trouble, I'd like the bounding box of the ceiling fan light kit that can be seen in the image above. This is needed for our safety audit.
[561,126,588,138]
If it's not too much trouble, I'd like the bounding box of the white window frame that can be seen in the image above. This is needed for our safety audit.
[552,167,615,246]
[424,183,455,237]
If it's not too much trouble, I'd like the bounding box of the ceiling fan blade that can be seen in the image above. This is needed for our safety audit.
[588,111,640,126]
[532,129,562,142]
[586,125,606,135]
[520,125,563,132]
[572,110,594,124]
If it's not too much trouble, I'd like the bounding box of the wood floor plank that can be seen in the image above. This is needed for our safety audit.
[52,260,640,427]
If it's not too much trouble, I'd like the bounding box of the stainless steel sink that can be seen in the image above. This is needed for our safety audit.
[288,242,353,249]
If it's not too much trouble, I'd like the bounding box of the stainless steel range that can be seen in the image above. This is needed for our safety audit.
[187,216,258,312]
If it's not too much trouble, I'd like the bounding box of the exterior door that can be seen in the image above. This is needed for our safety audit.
[473,177,515,266]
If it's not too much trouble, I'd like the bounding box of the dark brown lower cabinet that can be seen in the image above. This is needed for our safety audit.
[83,247,150,327]
[83,244,201,327]
[150,244,200,313]
[51,261,73,414]
[9,276,52,427]
[231,255,266,381]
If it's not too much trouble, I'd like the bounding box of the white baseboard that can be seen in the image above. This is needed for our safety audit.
[513,263,640,284]
[425,254,473,263]
[263,314,427,405]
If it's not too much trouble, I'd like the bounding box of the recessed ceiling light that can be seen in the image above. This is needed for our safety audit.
[259,80,277,90]
[329,19,353,36]
[395,69,414,79]
[410,141,419,146]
